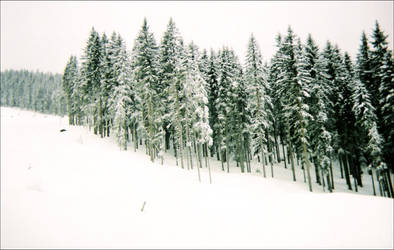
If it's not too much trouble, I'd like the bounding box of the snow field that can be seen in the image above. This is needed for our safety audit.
[1,107,393,249]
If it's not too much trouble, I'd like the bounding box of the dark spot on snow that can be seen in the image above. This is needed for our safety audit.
[60,129,67,132]
[141,201,146,212]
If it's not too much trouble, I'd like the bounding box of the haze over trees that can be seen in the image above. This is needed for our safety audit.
[1,19,392,197]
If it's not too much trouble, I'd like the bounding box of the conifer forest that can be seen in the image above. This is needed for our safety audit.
[1,18,393,198]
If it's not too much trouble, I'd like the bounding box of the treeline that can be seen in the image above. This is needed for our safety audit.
[3,18,391,196]
[1,70,66,115]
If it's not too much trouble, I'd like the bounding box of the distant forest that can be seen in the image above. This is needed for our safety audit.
[1,70,66,115]
[1,19,392,197]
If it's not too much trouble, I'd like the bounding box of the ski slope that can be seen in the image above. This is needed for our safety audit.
[1,107,393,249]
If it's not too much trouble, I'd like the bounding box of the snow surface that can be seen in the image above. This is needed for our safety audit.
[1,107,393,249]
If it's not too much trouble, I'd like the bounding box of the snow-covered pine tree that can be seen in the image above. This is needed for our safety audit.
[244,34,271,177]
[198,49,210,84]
[352,77,389,197]
[112,42,133,150]
[158,18,183,153]
[275,27,299,182]
[99,32,119,137]
[184,42,213,181]
[94,32,109,137]
[304,35,323,185]
[370,21,393,176]
[206,49,220,159]
[70,64,84,126]
[269,33,290,169]
[379,50,394,174]
[369,21,389,112]
[131,18,164,162]
[229,49,250,174]
[215,47,242,173]
[160,25,188,169]
[320,41,360,190]
[336,52,360,190]
[305,34,334,191]
[356,31,374,105]
[62,55,78,125]
[79,27,103,132]
[198,48,213,161]
[293,38,314,192]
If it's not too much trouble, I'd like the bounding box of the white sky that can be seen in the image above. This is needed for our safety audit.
[1,1,393,74]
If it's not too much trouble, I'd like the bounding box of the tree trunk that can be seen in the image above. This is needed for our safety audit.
[261,137,266,177]
[226,128,230,173]
[173,136,178,166]
[274,133,281,163]
[196,142,202,182]
[313,157,321,185]
[321,169,326,192]
[326,173,332,193]
[205,144,212,184]
[385,170,393,198]
[218,145,224,171]
[288,140,296,182]
[370,169,376,196]
[148,95,154,162]
[281,138,287,169]
[377,172,383,196]
[329,155,335,190]
[238,137,245,174]
[270,153,274,178]
[175,87,184,169]
[339,156,344,179]
[133,123,138,152]
[342,154,352,190]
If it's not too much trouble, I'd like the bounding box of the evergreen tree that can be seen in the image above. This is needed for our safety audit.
[337,52,360,190]
[184,42,213,180]
[379,50,394,173]
[206,50,220,158]
[112,42,133,150]
[79,27,103,131]
[215,47,240,172]
[370,21,389,111]
[158,18,183,152]
[305,35,335,191]
[131,18,163,162]
[370,21,393,175]
[244,34,271,176]
[275,27,299,182]
[293,38,313,192]
[99,32,117,137]
[269,33,290,169]
[352,78,389,196]
[62,55,78,125]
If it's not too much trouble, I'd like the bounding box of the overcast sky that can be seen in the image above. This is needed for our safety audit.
[1,1,393,74]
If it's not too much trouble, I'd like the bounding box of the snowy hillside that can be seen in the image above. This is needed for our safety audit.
[1,107,393,249]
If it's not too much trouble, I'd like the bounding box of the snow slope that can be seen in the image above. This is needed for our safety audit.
[1,107,393,249]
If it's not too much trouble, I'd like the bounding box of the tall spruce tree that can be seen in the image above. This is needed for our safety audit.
[379,50,394,173]
[111,38,133,150]
[62,55,79,125]
[275,27,299,182]
[158,18,184,152]
[184,42,213,180]
[79,27,103,132]
[244,34,271,176]
[206,50,220,159]
[352,78,389,196]
[131,18,163,162]
[370,21,393,175]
